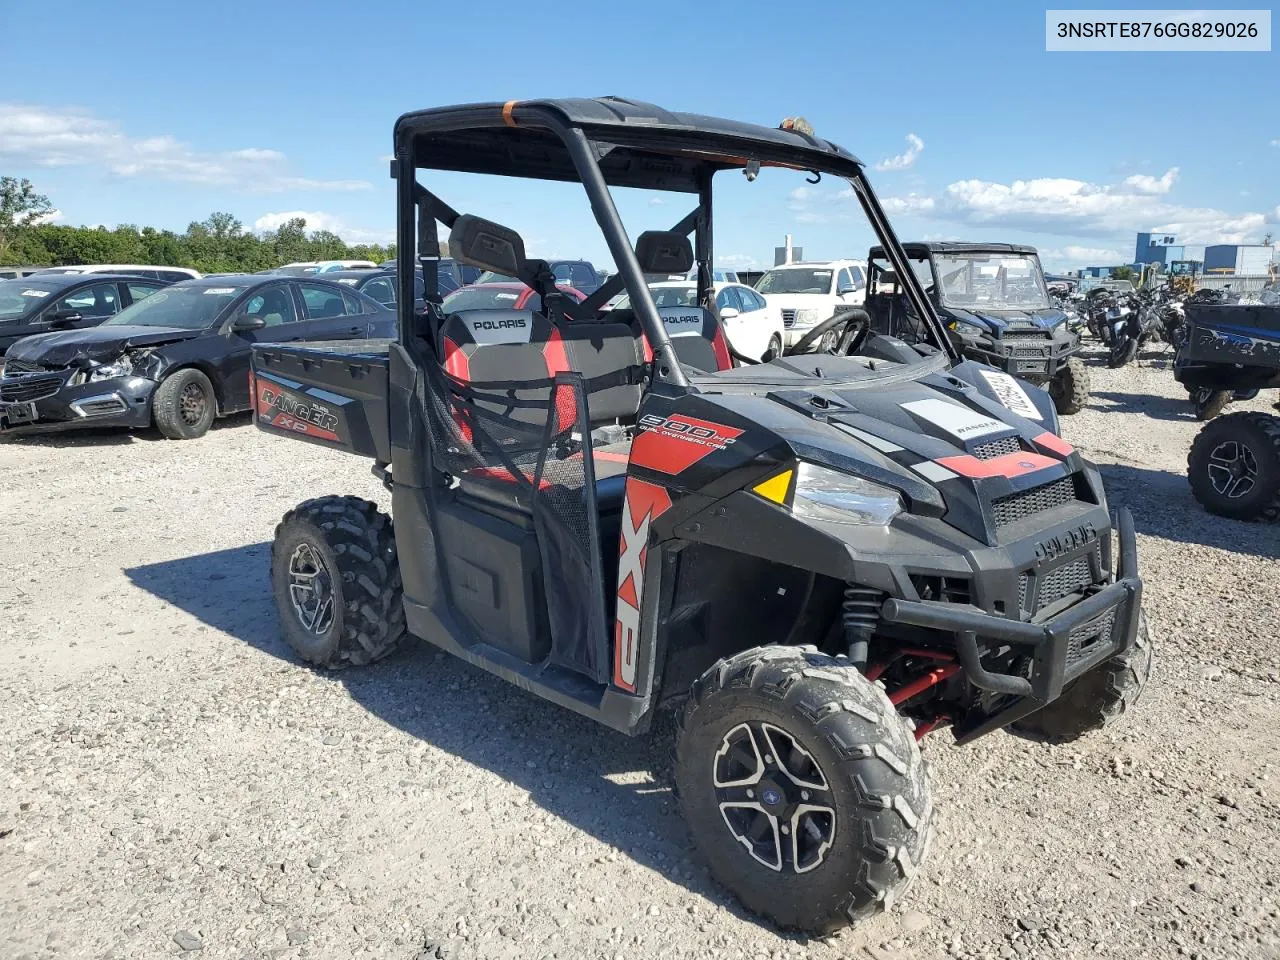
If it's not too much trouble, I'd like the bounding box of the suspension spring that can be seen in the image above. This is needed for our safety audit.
[842,584,883,672]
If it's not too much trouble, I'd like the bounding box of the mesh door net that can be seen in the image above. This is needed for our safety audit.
[531,373,611,683]
[418,362,610,682]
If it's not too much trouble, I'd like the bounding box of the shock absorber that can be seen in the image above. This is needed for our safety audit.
[842,583,882,672]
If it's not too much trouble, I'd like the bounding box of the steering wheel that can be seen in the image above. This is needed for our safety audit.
[789,310,869,356]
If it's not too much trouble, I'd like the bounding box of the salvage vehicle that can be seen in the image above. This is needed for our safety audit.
[0,276,392,439]
[0,273,171,356]
[1179,299,1280,520]
[253,97,1151,933]
[612,280,785,362]
[755,259,867,351]
[476,258,604,295]
[864,243,1089,414]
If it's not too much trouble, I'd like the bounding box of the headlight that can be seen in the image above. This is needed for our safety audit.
[793,307,824,327]
[89,356,133,381]
[792,463,902,526]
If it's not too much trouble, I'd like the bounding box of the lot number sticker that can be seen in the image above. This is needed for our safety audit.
[979,370,1043,421]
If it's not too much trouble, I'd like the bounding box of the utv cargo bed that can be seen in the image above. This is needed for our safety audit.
[251,339,392,461]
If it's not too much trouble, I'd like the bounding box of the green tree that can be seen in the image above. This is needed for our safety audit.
[1110,266,1134,281]
[0,176,54,263]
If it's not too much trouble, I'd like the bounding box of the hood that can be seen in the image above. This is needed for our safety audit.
[692,357,1073,547]
[945,306,1068,333]
[7,325,203,367]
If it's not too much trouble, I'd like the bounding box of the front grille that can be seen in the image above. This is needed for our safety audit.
[1066,609,1117,666]
[991,476,1076,527]
[1038,554,1093,608]
[782,309,796,329]
[972,434,1022,460]
[2,358,45,374]
[1,373,64,402]
[1001,330,1051,341]
[1012,346,1049,358]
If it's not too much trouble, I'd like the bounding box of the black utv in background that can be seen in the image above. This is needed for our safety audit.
[866,243,1090,415]
[250,97,1150,934]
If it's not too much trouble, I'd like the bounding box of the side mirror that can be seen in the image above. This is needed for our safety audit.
[719,307,740,320]
[47,309,82,326]
[233,314,267,332]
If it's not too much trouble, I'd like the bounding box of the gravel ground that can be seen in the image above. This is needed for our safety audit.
[2,344,1278,960]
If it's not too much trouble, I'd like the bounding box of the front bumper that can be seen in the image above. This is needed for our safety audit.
[960,329,1080,380]
[881,508,1142,728]
[0,372,155,434]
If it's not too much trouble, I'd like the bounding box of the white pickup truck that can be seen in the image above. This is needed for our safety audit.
[756,259,867,350]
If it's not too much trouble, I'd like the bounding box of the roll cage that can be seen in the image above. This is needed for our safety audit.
[391,97,957,380]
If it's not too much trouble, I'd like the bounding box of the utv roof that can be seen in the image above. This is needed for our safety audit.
[394,97,864,193]
[870,242,1040,258]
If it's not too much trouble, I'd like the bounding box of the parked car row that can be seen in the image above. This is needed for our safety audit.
[0,275,393,440]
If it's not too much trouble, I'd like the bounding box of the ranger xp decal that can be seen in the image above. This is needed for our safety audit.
[256,378,341,443]
[978,370,1043,421]
[613,478,672,693]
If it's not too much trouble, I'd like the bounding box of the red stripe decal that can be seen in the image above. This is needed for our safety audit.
[712,328,732,371]
[1033,431,1074,457]
[630,413,744,475]
[613,478,672,692]
[935,451,1061,479]
[443,336,469,381]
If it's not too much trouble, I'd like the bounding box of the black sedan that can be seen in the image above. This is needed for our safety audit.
[0,276,394,440]
[0,273,173,355]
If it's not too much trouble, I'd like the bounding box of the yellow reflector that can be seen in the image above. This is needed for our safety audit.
[752,469,793,505]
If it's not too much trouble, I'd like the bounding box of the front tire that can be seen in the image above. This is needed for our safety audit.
[153,368,216,439]
[764,334,783,362]
[1107,337,1138,368]
[1049,356,1090,415]
[1010,611,1152,744]
[1187,412,1280,521]
[674,646,931,934]
[270,496,407,668]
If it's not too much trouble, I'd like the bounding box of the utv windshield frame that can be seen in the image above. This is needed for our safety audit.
[392,98,958,388]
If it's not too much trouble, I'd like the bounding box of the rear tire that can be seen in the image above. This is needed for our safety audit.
[1107,337,1138,368]
[1187,412,1280,521]
[271,496,407,668]
[153,368,216,439]
[1010,611,1152,744]
[674,646,931,934]
[1192,388,1231,421]
[1049,356,1090,415]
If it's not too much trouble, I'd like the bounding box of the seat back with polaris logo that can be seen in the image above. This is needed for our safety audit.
[440,309,560,426]
[654,305,731,372]
[440,309,643,427]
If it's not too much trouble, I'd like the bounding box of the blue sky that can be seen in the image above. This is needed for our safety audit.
[1,0,1275,271]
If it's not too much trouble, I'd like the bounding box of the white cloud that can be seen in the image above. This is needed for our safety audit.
[648,196,667,206]
[1039,245,1128,269]
[253,210,392,246]
[1122,167,1179,194]
[1271,139,1280,147]
[33,208,63,224]
[920,168,1268,244]
[874,133,924,172]
[0,103,370,193]
[881,193,936,215]
[788,186,815,203]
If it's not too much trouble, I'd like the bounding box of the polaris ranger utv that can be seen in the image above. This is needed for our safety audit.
[863,242,1090,415]
[253,98,1150,933]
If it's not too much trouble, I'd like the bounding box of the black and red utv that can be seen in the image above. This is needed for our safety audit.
[252,98,1151,934]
